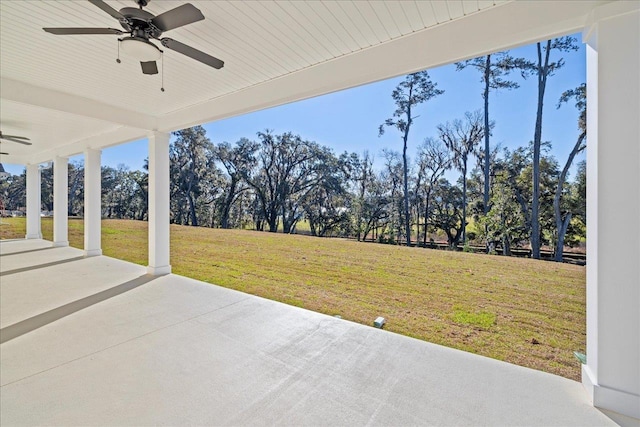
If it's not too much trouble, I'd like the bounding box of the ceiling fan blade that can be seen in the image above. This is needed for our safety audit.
[88,0,125,20]
[0,134,29,141]
[0,152,9,156]
[0,137,32,146]
[141,61,158,75]
[43,27,123,35]
[161,38,224,69]
[152,4,204,32]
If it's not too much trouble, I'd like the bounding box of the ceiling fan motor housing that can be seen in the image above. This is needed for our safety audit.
[118,7,162,39]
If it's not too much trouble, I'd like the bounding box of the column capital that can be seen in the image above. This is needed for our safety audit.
[583,1,640,47]
[148,131,171,143]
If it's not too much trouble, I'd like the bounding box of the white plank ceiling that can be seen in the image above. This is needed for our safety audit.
[0,0,605,164]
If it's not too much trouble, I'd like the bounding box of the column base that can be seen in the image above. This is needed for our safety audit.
[52,241,69,247]
[147,265,171,276]
[84,249,102,257]
[583,364,640,419]
[25,233,42,239]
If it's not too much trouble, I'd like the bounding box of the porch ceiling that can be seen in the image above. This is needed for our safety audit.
[1,1,608,164]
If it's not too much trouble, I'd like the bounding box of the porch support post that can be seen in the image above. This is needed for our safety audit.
[147,131,171,275]
[25,163,42,239]
[84,148,102,257]
[53,156,69,247]
[582,2,639,419]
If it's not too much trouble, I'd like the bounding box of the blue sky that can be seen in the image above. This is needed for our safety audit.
[4,33,586,181]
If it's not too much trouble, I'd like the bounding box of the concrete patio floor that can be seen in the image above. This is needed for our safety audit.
[0,239,627,426]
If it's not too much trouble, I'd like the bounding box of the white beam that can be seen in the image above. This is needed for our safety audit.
[1,78,157,131]
[583,2,640,420]
[53,156,69,247]
[25,163,42,239]
[84,148,102,257]
[13,126,149,166]
[147,132,171,276]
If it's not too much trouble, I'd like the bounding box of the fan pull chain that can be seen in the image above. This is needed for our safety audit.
[116,40,121,64]
[161,52,165,92]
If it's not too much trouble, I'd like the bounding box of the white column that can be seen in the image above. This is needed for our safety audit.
[147,132,171,275]
[25,163,42,239]
[53,156,69,247]
[84,148,102,257]
[582,3,639,419]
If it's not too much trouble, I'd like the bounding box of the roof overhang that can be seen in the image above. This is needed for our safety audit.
[0,1,611,165]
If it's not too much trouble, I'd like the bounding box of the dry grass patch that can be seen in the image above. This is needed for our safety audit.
[1,217,585,380]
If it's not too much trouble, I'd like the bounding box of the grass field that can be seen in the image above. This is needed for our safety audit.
[1,217,586,380]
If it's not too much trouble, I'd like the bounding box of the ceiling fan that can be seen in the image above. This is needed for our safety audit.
[0,131,32,155]
[43,0,224,75]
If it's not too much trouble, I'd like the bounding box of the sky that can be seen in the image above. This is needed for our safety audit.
[3,33,586,181]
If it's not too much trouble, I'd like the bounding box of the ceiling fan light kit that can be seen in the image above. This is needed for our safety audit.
[120,37,161,61]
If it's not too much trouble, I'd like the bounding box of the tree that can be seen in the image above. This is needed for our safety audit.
[0,170,26,212]
[430,178,465,247]
[513,36,579,258]
[241,131,328,233]
[379,71,444,246]
[67,161,84,216]
[170,126,215,226]
[456,52,519,250]
[501,144,559,253]
[215,138,257,229]
[554,83,586,261]
[481,163,527,255]
[437,110,485,244]
[302,152,351,237]
[349,151,375,241]
[359,171,391,242]
[381,149,404,244]
[415,138,451,245]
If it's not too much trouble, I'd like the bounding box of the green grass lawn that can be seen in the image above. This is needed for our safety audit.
[1,217,586,381]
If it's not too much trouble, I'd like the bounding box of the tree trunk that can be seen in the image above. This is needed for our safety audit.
[187,192,198,226]
[415,203,421,245]
[554,131,586,262]
[402,143,411,246]
[220,176,238,229]
[503,236,511,256]
[555,213,572,262]
[356,167,367,242]
[483,54,491,252]
[402,116,412,247]
[268,208,278,232]
[461,161,468,244]
[423,191,431,247]
[531,41,550,259]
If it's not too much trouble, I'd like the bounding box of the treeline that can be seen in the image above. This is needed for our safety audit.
[0,37,586,262]
[0,124,586,259]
